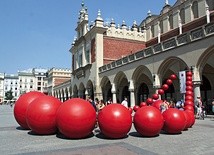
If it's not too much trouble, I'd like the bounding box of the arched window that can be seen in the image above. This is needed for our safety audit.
[169,14,173,29]
[180,8,185,24]
[192,1,199,19]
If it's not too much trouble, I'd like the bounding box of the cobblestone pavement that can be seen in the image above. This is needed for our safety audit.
[0,105,214,155]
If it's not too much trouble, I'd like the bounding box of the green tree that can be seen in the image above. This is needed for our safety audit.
[5,90,14,100]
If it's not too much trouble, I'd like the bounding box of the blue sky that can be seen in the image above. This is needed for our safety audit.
[0,0,176,74]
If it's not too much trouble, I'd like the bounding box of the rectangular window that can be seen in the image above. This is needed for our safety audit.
[86,50,90,64]
[79,54,82,67]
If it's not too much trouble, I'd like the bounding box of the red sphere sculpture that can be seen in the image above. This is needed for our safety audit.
[184,100,194,107]
[146,98,153,105]
[56,98,96,139]
[152,93,159,100]
[186,76,192,81]
[162,108,186,134]
[170,74,177,80]
[26,95,62,135]
[166,79,173,85]
[133,105,140,112]
[128,107,133,114]
[134,106,164,137]
[185,95,193,102]
[182,111,191,130]
[186,86,193,91]
[184,105,194,112]
[186,81,193,86]
[162,84,169,91]
[98,104,132,139]
[185,110,195,127]
[186,90,194,97]
[14,91,45,129]
[186,71,192,76]
[152,100,163,111]
[140,102,147,107]
[158,89,165,95]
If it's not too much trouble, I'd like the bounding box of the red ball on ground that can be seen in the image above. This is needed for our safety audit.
[162,108,186,134]
[152,100,163,111]
[146,98,153,105]
[152,93,159,100]
[166,79,173,85]
[56,98,96,139]
[134,106,164,137]
[158,89,165,95]
[140,102,147,107]
[185,110,195,127]
[162,84,169,91]
[170,74,177,80]
[183,111,192,129]
[133,105,140,112]
[98,104,132,139]
[26,95,62,135]
[14,91,45,129]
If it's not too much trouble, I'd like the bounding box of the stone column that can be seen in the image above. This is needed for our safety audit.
[129,80,135,107]
[111,83,117,103]
[192,66,201,104]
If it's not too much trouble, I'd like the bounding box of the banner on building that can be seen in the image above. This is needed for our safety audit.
[179,71,186,94]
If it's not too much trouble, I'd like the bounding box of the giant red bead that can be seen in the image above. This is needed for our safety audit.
[134,106,164,137]
[162,108,186,134]
[162,84,169,91]
[170,74,177,80]
[186,86,193,91]
[133,105,140,112]
[98,104,132,139]
[186,71,192,76]
[166,79,173,85]
[14,91,45,129]
[184,100,194,106]
[184,105,194,112]
[146,98,153,105]
[152,93,159,100]
[158,89,165,95]
[56,98,96,139]
[186,76,192,81]
[140,102,147,107]
[26,95,62,135]
[185,110,195,127]
[152,100,163,111]
[186,81,193,86]
[185,95,193,101]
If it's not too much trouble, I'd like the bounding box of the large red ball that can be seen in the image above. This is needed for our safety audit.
[162,108,186,134]
[14,91,45,129]
[56,98,96,139]
[186,81,193,86]
[185,110,195,127]
[26,95,62,135]
[184,105,194,112]
[185,95,193,102]
[186,86,193,91]
[98,104,132,139]
[186,90,194,97]
[152,100,163,110]
[184,100,194,107]
[183,111,192,129]
[186,76,192,81]
[134,106,164,137]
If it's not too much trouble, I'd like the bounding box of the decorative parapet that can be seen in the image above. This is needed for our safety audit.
[99,22,214,73]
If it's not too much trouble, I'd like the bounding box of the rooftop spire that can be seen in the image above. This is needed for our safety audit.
[165,0,169,5]
[96,9,103,21]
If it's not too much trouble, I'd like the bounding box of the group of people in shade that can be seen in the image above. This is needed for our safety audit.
[87,96,214,117]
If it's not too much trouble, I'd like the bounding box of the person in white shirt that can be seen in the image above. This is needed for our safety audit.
[121,97,128,108]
